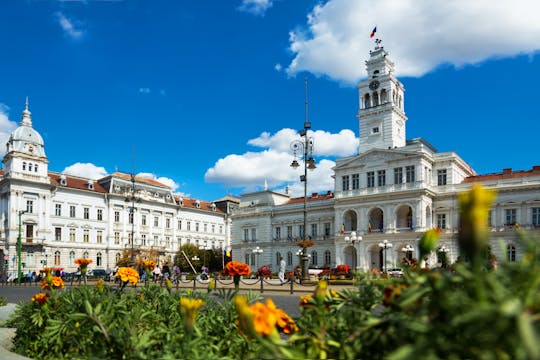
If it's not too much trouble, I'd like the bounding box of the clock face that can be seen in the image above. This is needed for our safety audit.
[369,80,380,90]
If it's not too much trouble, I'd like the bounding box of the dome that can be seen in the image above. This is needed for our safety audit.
[5,100,47,158]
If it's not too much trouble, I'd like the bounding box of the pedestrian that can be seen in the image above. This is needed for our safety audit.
[152,264,161,282]
[279,256,286,284]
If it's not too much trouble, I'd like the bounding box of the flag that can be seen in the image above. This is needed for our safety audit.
[226,249,231,257]
[370,26,377,38]
[368,221,372,233]
[340,224,345,234]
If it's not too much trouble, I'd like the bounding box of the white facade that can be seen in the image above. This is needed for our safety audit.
[231,43,540,273]
[0,104,237,275]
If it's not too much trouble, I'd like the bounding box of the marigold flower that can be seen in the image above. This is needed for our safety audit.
[51,276,64,289]
[235,296,297,338]
[116,267,140,285]
[315,280,328,301]
[31,292,50,304]
[299,294,313,307]
[419,228,442,260]
[225,261,250,276]
[74,258,93,267]
[180,297,204,332]
[96,279,104,291]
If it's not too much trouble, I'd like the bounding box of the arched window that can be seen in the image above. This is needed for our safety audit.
[34,164,38,172]
[364,94,371,109]
[276,252,281,266]
[507,245,516,262]
[83,251,89,259]
[311,251,318,266]
[287,251,293,266]
[373,92,380,106]
[380,89,388,103]
[396,205,414,231]
[22,162,26,171]
[54,251,61,266]
[324,250,331,267]
[368,208,384,233]
[250,253,256,266]
[244,253,250,265]
[343,210,358,232]
[69,251,75,265]
[96,252,102,267]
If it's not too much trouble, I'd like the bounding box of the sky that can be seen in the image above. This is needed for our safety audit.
[1,0,540,201]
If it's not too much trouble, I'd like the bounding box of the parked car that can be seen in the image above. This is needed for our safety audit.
[89,269,110,281]
[387,268,403,278]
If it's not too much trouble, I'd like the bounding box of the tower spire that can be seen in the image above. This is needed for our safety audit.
[21,97,32,127]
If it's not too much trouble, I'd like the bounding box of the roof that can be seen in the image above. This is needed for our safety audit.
[463,166,540,183]
[49,172,108,193]
[287,191,334,204]
[109,172,171,189]
[174,195,225,214]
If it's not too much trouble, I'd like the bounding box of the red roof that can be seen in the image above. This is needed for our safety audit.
[174,195,224,214]
[463,166,540,183]
[111,172,171,189]
[287,191,334,204]
[49,172,108,193]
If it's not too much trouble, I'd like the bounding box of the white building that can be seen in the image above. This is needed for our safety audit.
[231,43,540,273]
[0,101,237,276]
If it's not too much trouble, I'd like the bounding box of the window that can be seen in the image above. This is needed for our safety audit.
[324,223,331,236]
[55,227,62,241]
[324,250,331,267]
[97,209,103,221]
[54,251,61,266]
[166,218,171,229]
[488,210,493,227]
[287,251,293,266]
[377,170,386,186]
[34,164,38,172]
[114,232,120,245]
[505,209,517,226]
[244,229,249,241]
[154,216,159,227]
[114,211,120,223]
[116,253,121,263]
[437,169,447,186]
[251,228,256,241]
[128,212,134,224]
[84,207,89,220]
[165,237,170,248]
[437,214,447,229]
[69,251,75,265]
[69,228,76,242]
[96,253,102,267]
[244,253,250,265]
[187,221,191,231]
[22,162,26,171]
[83,251,88,259]
[195,222,200,232]
[219,225,223,234]
[371,126,380,134]
[532,208,540,227]
[352,174,359,190]
[275,252,281,266]
[367,171,375,188]
[203,223,207,232]
[311,224,317,238]
[26,200,34,214]
[83,230,89,243]
[97,231,103,244]
[406,166,415,183]
[311,251,318,266]
[275,227,281,240]
[287,226,293,240]
[142,234,147,246]
[70,205,76,218]
[394,167,403,184]
[178,220,182,230]
[142,214,147,226]
[507,245,516,262]
[153,235,159,246]
[212,224,215,233]
[299,225,304,239]
[55,204,61,216]
[342,175,350,191]
[25,224,33,242]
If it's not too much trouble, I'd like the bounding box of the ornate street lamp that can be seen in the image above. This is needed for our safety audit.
[290,79,316,283]
[378,239,393,273]
[17,210,28,284]
[344,231,362,270]
[401,244,415,260]
[252,246,263,269]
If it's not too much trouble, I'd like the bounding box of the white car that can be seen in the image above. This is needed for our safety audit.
[387,268,403,278]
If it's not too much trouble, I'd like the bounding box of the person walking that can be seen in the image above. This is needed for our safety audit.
[278,256,286,284]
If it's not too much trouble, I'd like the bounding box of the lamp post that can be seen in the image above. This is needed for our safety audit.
[344,231,362,270]
[290,78,316,283]
[401,244,414,261]
[125,174,139,268]
[199,245,211,268]
[378,239,393,273]
[253,246,263,270]
[17,210,28,284]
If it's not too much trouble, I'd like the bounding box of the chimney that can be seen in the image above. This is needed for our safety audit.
[502,168,512,175]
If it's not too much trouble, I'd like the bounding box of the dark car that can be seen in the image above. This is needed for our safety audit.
[90,269,110,281]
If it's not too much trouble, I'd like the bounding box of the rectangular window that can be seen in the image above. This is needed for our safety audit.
[488,210,493,227]
[129,212,134,224]
[311,223,317,238]
[55,204,61,216]
[114,211,120,223]
[142,234,147,246]
[97,231,103,244]
[251,228,256,241]
[69,228,76,242]
[204,223,207,232]
[196,222,200,232]
[178,220,182,230]
[70,205,76,218]
[83,230,89,243]
[532,208,540,227]
[154,235,159,246]
[128,233,133,245]
[275,227,281,240]
[394,167,403,184]
[219,225,223,234]
[505,209,517,226]
[166,218,171,229]
[367,171,375,188]
[406,166,416,183]
[154,216,159,227]
[83,207,89,220]
[377,170,386,186]
[114,232,120,245]
[287,226,293,240]
[342,175,350,191]
[244,229,249,241]
[187,221,191,231]
[211,224,215,233]
[437,214,447,229]
[437,169,447,186]
[26,200,34,214]
[324,223,331,236]
[142,214,147,226]
[299,225,304,239]
[55,227,62,241]
[97,209,103,221]
[352,174,359,190]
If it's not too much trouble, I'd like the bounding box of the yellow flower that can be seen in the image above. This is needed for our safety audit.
[299,294,313,307]
[165,278,172,291]
[96,279,104,292]
[116,267,140,285]
[179,297,204,332]
[249,300,278,337]
[51,276,64,289]
[234,295,256,337]
[315,280,328,301]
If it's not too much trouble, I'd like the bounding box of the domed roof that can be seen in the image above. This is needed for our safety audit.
[6,100,46,158]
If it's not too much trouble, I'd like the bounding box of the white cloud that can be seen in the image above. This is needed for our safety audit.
[62,162,108,180]
[205,128,357,196]
[137,172,179,191]
[56,12,85,40]
[274,63,282,72]
[287,0,540,83]
[0,104,19,157]
[139,88,151,94]
[238,0,273,16]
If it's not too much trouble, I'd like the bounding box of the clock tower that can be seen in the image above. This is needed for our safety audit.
[357,41,407,153]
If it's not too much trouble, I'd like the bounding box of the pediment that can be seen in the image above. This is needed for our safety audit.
[334,149,421,171]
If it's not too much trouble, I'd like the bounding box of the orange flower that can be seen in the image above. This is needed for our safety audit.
[299,293,314,307]
[141,260,156,271]
[225,261,250,276]
[74,258,93,267]
[31,292,50,304]
[235,296,297,337]
[116,267,139,285]
[51,276,64,289]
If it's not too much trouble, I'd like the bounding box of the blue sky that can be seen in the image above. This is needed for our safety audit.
[1,0,539,201]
